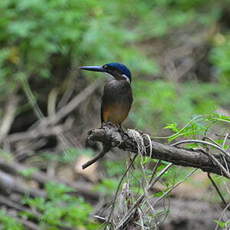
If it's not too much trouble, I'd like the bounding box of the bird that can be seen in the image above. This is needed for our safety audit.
[80,62,133,126]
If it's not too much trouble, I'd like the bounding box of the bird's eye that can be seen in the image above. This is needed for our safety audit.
[103,64,108,69]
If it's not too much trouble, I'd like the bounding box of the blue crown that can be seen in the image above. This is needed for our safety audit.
[106,63,132,81]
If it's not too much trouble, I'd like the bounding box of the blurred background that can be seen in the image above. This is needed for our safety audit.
[0,0,230,229]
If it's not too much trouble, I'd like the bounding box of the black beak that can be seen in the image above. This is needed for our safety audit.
[80,65,105,72]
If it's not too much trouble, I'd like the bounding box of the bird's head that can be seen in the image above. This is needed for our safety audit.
[80,62,132,83]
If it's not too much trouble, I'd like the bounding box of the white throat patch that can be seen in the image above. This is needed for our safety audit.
[122,74,130,83]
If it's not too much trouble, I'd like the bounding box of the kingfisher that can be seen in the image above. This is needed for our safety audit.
[80,63,133,126]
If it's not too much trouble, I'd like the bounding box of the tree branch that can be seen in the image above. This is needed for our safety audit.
[86,125,230,178]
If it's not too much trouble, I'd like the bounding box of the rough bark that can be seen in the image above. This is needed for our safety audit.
[87,125,230,178]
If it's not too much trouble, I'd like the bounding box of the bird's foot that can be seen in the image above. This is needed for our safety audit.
[101,121,117,129]
[117,125,126,133]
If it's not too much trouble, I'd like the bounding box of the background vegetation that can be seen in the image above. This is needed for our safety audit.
[0,0,229,229]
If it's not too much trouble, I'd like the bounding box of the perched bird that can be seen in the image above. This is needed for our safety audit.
[80,63,133,126]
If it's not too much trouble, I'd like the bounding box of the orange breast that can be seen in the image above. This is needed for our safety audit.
[103,103,130,125]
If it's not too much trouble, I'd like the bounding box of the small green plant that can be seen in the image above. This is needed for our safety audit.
[214,220,230,229]
[20,167,38,178]
[0,210,24,230]
[22,182,99,229]
[210,34,230,86]
[132,80,229,133]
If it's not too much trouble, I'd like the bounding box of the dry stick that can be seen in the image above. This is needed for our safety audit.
[222,133,230,172]
[86,127,230,226]
[87,126,230,177]
[149,160,162,185]
[174,139,230,210]
[115,163,173,230]
[47,79,103,126]
[207,154,230,178]
[139,150,161,216]
[146,159,162,211]
[137,208,145,230]
[104,154,138,230]
[204,136,223,148]
[0,94,18,141]
[214,202,230,230]
[173,139,230,158]
[20,77,45,120]
[117,140,201,229]
[153,168,197,205]
[87,125,230,227]
[207,173,228,208]
[113,132,152,229]
[94,215,107,223]
[82,144,111,169]
[130,130,149,191]
[7,80,102,142]
[203,136,230,172]
[0,195,41,218]
[0,159,99,200]
[223,133,229,149]
[141,169,198,221]
[86,127,230,227]
[105,130,151,228]
[0,170,46,197]
[7,124,64,142]
[173,139,230,178]
[117,137,223,228]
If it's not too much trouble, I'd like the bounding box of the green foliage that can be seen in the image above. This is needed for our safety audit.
[0,0,223,97]
[0,0,163,96]
[22,182,99,229]
[214,220,230,229]
[0,0,229,227]
[131,80,229,133]
[164,115,208,141]
[0,210,24,230]
[164,113,230,144]
[96,178,120,194]
[1,0,228,146]
[19,167,38,177]
[210,34,230,86]
[104,160,126,177]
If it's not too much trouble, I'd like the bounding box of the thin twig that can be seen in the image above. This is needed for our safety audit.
[87,126,230,177]
[173,139,230,178]
[208,173,229,209]
[214,202,230,230]
[104,154,138,230]
[115,163,173,229]
[48,80,103,125]
[154,169,197,206]
[173,139,230,158]
[223,133,229,149]
[82,144,111,169]
[0,94,18,141]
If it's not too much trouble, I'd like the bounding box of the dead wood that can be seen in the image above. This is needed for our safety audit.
[86,125,230,178]
[0,159,100,200]
[0,170,45,197]
[0,93,18,142]
[6,80,102,143]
